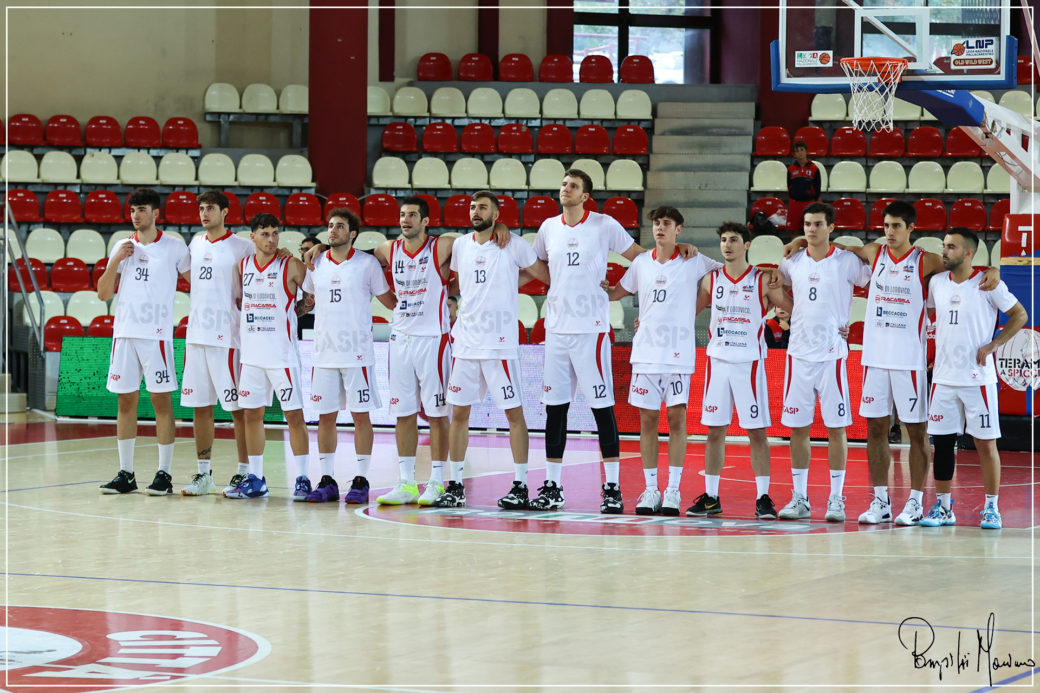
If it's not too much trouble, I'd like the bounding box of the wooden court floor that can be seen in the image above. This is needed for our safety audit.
[2,416,1037,691]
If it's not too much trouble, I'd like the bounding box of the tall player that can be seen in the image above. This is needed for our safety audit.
[777,201,870,522]
[98,188,190,495]
[438,191,550,508]
[225,213,311,499]
[693,222,793,519]
[921,229,1025,529]
[607,207,720,515]
[179,191,255,497]
[301,208,395,503]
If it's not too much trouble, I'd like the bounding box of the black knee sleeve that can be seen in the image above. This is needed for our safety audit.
[932,433,957,482]
[545,403,570,459]
[592,406,620,459]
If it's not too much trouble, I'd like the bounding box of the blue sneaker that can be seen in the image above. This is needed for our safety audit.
[292,475,312,501]
[919,500,956,527]
[225,474,268,499]
[980,503,1002,530]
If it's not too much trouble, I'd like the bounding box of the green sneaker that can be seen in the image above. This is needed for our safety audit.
[376,481,420,505]
[417,480,445,506]
[182,472,216,496]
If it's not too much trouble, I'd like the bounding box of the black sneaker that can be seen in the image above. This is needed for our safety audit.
[685,492,722,516]
[755,494,778,520]
[889,425,902,444]
[100,470,137,494]
[498,481,530,509]
[146,470,173,496]
[344,475,370,504]
[528,481,565,510]
[432,481,466,507]
[600,482,624,514]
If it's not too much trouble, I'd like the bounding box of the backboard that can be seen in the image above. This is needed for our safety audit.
[772,0,1017,92]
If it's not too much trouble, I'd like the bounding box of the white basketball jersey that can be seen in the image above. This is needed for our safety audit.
[928,270,1018,386]
[619,250,719,374]
[706,265,769,363]
[534,210,634,334]
[780,246,870,361]
[389,236,449,336]
[111,231,190,341]
[238,255,299,368]
[861,246,929,369]
[450,232,538,358]
[186,231,254,349]
[302,249,389,368]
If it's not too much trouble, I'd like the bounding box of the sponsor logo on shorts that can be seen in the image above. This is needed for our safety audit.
[110,374,120,380]
[310,394,322,401]
[449,385,462,393]
[390,397,400,405]
[784,406,799,414]
[862,396,874,403]
[928,413,943,421]
[240,390,250,397]
[631,386,648,395]
[704,405,718,413]
[182,388,193,395]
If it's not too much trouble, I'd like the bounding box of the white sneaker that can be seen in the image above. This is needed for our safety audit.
[661,488,681,516]
[181,472,215,496]
[635,488,662,515]
[857,496,892,524]
[417,480,445,506]
[778,495,811,520]
[894,497,924,526]
[376,481,420,505]
[824,494,846,522]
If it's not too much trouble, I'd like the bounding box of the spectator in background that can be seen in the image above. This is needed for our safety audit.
[447,296,459,326]
[300,235,321,260]
[297,235,322,337]
[786,141,821,233]
[764,307,791,349]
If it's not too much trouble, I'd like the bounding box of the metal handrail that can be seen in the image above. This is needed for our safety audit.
[5,204,46,356]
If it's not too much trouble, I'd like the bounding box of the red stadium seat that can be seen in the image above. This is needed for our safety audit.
[948,198,987,232]
[243,191,282,221]
[372,315,389,324]
[223,191,245,225]
[847,321,864,347]
[44,316,85,352]
[85,115,122,147]
[460,123,497,154]
[517,320,528,345]
[91,259,109,289]
[987,198,1010,232]
[619,55,655,83]
[6,189,41,222]
[0,118,4,145]
[495,195,520,228]
[945,127,983,157]
[284,192,324,226]
[574,124,610,155]
[45,114,83,146]
[417,52,452,81]
[906,126,944,158]
[536,123,573,154]
[1017,55,1037,85]
[362,193,399,227]
[606,262,626,285]
[325,192,362,222]
[499,53,535,82]
[754,126,791,156]
[49,258,91,292]
[421,121,459,153]
[381,122,419,153]
[123,116,161,148]
[8,258,47,291]
[612,125,649,155]
[458,53,493,81]
[868,198,898,230]
[750,196,785,219]
[413,193,442,226]
[162,117,200,148]
[174,321,188,339]
[8,113,44,146]
[584,197,599,213]
[177,274,191,292]
[497,123,534,154]
[523,196,560,228]
[832,197,866,231]
[163,190,199,225]
[539,54,573,82]
[602,196,639,229]
[913,198,947,232]
[579,55,614,83]
[87,314,115,337]
[829,127,867,156]
[442,194,472,228]
[529,317,546,344]
[868,128,905,157]
[792,125,828,157]
[43,190,83,223]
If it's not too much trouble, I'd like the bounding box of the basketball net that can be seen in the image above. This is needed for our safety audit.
[840,57,909,132]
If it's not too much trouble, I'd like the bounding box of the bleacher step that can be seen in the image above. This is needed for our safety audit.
[654,118,755,136]
[656,102,756,119]
[643,189,748,207]
[646,171,747,190]
[652,134,752,154]
[650,154,750,173]
[2,391,28,416]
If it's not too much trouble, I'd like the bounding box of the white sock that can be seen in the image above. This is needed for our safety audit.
[545,461,563,485]
[514,463,528,484]
[705,474,720,498]
[157,443,174,474]
[985,494,999,511]
[356,455,371,479]
[909,488,923,504]
[430,460,445,484]
[791,468,809,498]
[248,455,263,478]
[197,459,211,475]
[399,457,416,484]
[319,453,335,478]
[603,461,620,485]
[755,475,770,498]
[937,492,952,510]
[237,462,249,475]
[449,459,465,482]
[643,467,658,490]
[667,466,683,491]
[829,470,846,497]
[118,439,135,473]
[295,455,309,478]
[874,485,889,504]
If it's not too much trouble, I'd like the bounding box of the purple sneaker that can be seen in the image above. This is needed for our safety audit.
[344,475,370,504]
[292,475,312,501]
[306,475,340,503]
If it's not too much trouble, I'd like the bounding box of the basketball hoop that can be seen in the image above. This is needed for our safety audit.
[840,57,909,132]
